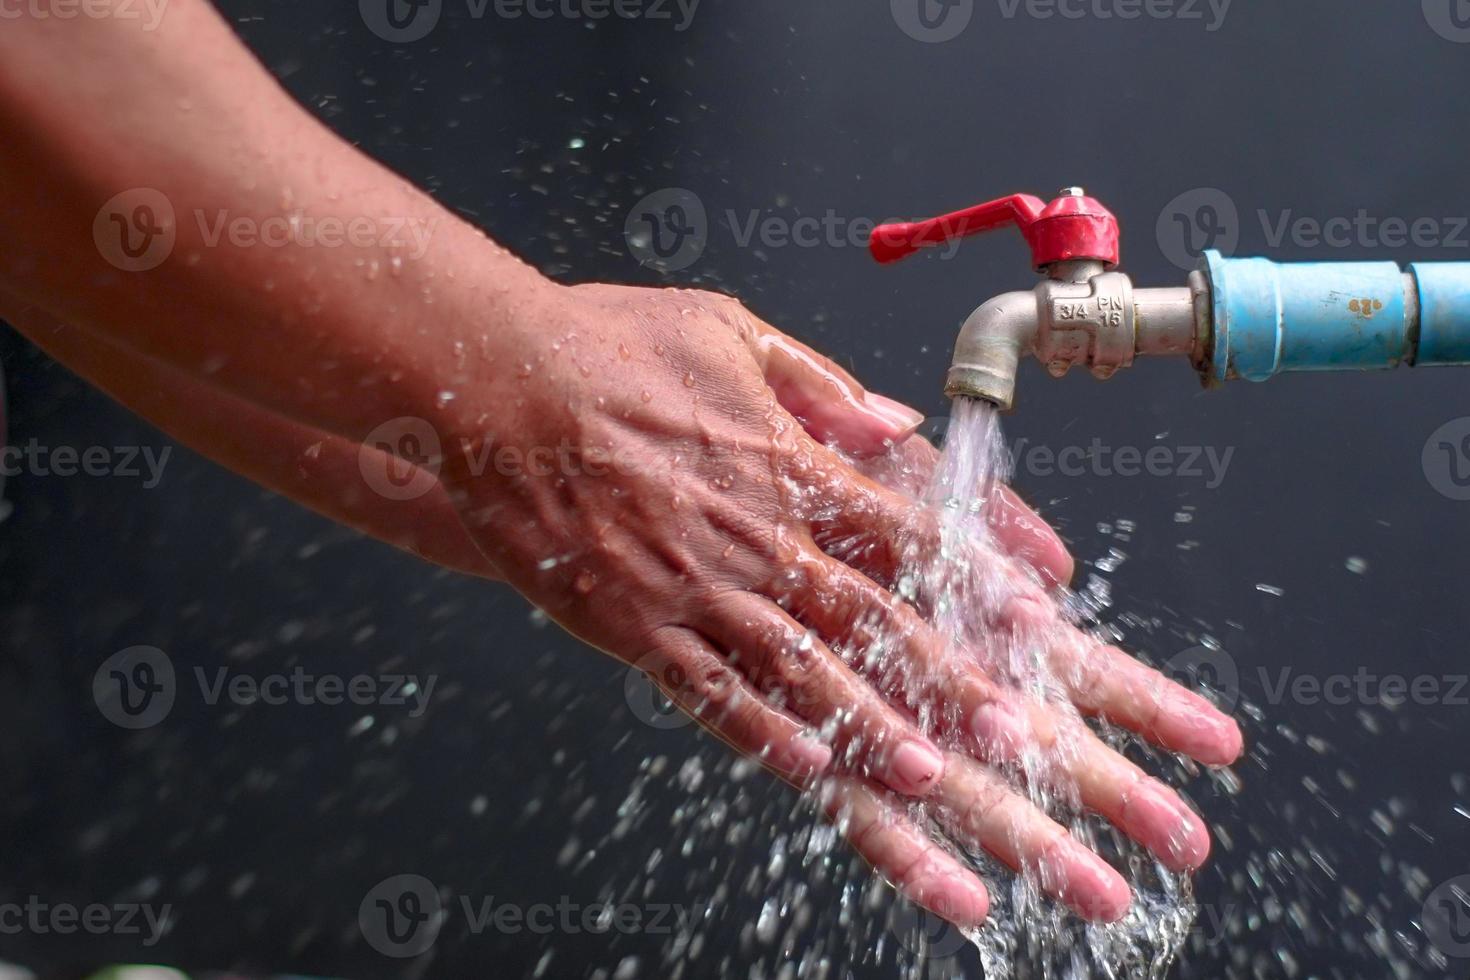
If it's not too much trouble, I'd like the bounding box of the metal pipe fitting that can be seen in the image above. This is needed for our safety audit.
[944,290,1037,409]
[944,270,1199,410]
[872,189,1470,409]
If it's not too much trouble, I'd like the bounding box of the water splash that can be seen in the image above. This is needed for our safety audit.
[562,395,1465,979]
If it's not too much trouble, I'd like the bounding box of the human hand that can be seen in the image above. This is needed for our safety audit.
[429,282,1240,925]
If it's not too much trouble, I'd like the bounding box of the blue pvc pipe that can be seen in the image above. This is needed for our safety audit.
[1200,250,1470,382]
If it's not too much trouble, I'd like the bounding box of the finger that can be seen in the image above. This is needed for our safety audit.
[1002,597,1244,766]
[635,626,833,784]
[819,775,990,928]
[700,592,947,799]
[970,699,1213,872]
[987,486,1074,587]
[775,541,1010,740]
[740,316,924,457]
[934,753,1131,921]
[807,474,1071,602]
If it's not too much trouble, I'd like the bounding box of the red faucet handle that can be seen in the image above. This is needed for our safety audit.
[869,188,1120,270]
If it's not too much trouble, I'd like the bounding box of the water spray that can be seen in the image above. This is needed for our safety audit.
[869,188,1470,410]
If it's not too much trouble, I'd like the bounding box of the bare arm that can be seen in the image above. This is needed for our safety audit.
[0,0,1240,928]
[0,0,552,445]
[0,291,497,579]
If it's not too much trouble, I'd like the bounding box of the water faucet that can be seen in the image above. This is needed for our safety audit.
[869,188,1470,410]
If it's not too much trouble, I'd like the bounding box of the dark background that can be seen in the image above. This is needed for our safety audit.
[2,0,1469,976]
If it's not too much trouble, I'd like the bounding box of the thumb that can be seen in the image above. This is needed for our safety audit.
[748,323,924,456]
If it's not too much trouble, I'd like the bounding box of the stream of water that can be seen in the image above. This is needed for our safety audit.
[574,395,1463,979]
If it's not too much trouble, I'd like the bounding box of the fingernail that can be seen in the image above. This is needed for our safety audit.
[1164,689,1246,765]
[969,702,1026,762]
[1034,840,1132,923]
[864,393,925,436]
[776,735,833,781]
[1124,782,1211,871]
[919,873,990,928]
[887,739,945,796]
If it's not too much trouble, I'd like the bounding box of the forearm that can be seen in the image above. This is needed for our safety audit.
[0,0,554,446]
[0,292,498,579]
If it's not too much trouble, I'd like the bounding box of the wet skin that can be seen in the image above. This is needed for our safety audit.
[0,0,1243,928]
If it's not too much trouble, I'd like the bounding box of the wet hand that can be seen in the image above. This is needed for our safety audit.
[429,282,1237,927]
